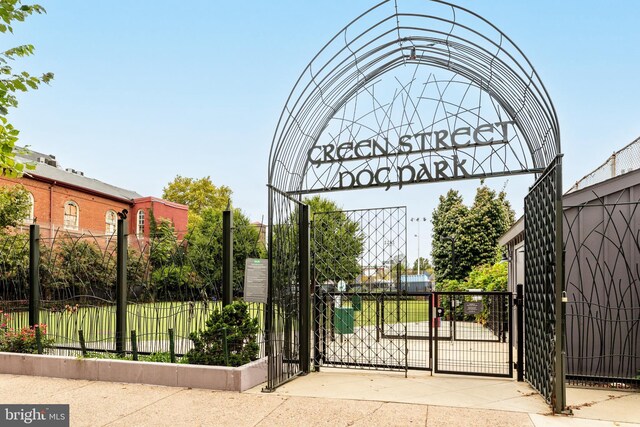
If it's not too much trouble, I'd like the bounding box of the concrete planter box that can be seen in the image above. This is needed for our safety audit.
[0,352,267,392]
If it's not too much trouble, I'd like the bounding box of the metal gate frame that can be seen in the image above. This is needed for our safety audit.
[264,187,310,391]
[310,206,410,373]
[524,156,566,412]
[433,291,514,378]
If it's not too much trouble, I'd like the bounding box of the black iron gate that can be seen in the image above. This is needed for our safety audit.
[312,207,413,372]
[433,291,513,378]
[265,188,310,391]
[310,207,514,377]
[524,156,566,411]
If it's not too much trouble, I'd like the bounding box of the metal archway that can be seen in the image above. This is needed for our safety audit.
[266,0,565,412]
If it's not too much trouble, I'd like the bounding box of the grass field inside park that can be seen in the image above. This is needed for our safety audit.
[2,301,266,345]
[1,298,432,348]
[325,298,432,325]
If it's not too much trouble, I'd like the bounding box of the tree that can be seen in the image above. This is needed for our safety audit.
[0,1,53,177]
[411,257,433,275]
[465,262,508,292]
[0,184,30,228]
[431,190,468,281]
[187,207,266,297]
[147,218,200,300]
[306,196,364,284]
[162,176,232,227]
[431,185,514,282]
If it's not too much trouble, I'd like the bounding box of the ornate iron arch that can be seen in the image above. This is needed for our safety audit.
[266,0,566,413]
[268,0,560,195]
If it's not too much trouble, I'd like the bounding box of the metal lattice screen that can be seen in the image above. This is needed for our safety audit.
[265,189,304,390]
[312,206,409,371]
[564,191,640,387]
[524,156,565,409]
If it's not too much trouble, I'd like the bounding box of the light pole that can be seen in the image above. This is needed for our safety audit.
[441,235,456,340]
[383,239,393,291]
[410,217,428,275]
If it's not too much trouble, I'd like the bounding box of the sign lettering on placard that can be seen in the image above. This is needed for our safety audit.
[244,258,268,304]
[464,301,483,315]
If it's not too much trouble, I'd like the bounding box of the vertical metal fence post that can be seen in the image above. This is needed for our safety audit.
[516,283,524,382]
[222,209,233,307]
[299,204,310,374]
[553,157,567,413]
[264,188,273,391]
[508,293,514,378]
[116,217,128,355]
[313,286,321,371]
[396,262,401,323]
[28,224,40,328]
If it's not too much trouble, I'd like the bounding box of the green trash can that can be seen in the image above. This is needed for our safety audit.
[351,295,362,311]
[334,307,355,334]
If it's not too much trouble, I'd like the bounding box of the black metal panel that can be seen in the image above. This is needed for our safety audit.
[312,207,413,372]
[524,156,565,410]
[433,291,513,378]
[564,191,640,389]
[265,188,306,391]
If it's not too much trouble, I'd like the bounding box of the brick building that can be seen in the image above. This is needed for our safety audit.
[0,149,188,240]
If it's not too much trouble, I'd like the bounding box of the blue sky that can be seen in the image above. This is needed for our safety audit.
[7,1,640,263]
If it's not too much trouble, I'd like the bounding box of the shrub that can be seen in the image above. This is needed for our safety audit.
[0,310,54,353]
[186,301,259,367]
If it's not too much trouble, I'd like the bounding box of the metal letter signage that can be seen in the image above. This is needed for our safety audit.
[243,258,268,304]
[267,1,563,408]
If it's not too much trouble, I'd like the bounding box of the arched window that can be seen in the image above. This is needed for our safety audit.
[136,209,145,237]
[64,201,79,230]
[25,192,35,223]
[105,210,117,236]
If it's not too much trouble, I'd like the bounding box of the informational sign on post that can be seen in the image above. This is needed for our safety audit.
[244,258,268,304]
[464,301,483,315]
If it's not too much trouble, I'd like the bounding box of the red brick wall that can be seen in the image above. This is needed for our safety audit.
[0,176,132,237]
[132,197,189,239]
[0,177,188,242]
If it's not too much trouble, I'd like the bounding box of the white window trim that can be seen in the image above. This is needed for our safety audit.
[24,192,35,223]
[105,210,117,236]
[64,201,79,230]
[136,209,145,237]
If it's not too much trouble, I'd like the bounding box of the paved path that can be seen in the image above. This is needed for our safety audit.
[1,372,638,426]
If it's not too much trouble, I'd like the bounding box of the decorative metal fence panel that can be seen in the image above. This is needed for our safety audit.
[312,207,410,372]
[265,188,305,390]
[524,156,565,409]
[433,291,512,377]
[0,219,267,360]
[564,191,640,388]
[0,233,30,329]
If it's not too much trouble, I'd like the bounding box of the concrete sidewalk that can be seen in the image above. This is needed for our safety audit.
[1,372,638,426]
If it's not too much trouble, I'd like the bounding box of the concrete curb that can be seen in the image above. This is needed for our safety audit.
[0,352,267,392]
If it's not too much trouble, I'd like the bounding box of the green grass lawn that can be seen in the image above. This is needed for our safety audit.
[337,299,431,326]
[2,298,430,351]
[3,301,265,347]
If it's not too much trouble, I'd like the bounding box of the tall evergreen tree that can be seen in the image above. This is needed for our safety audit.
[431,186,514,282]
[431,190,468,281]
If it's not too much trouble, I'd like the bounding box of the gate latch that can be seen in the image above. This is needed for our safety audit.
[436,307,445,317]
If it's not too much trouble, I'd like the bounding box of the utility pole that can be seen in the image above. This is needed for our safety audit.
[410,217,428,275]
